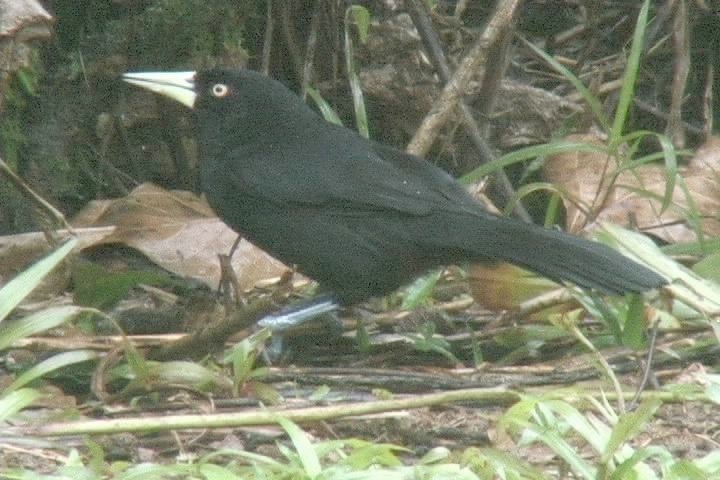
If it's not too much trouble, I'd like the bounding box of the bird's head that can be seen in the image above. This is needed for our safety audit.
[122,68,315,128]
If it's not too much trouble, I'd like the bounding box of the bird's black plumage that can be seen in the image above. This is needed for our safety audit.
[124,68,666,307]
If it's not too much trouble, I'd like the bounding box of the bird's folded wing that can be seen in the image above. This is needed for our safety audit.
[225,130,485,218]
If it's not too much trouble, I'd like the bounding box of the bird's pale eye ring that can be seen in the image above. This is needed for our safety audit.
[211,83,229,97]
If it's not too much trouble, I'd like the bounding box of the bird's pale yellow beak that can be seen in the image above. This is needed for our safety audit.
[122,71,197,108]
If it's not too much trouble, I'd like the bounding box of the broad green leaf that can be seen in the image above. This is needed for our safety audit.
[621,293,647,350]
[401,269,441,309]
[349,5,371,43]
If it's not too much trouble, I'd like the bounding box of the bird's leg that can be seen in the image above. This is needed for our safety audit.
[257,293,340,332]
[218,235,244,312]
[258,293,342,362]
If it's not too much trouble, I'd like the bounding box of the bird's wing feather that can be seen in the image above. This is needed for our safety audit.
[223,124,482,217]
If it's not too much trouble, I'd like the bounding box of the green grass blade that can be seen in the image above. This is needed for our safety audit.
[461,141,606,184]
[0,237,78,324]
[401,270,442,309]
[0,388,43,422]
[503,182,564,217]
[609,0,650,149]
[306,86,343,126]
[609,446,671,480]
[5,350,99,394]
[526,422,596,480]
[0,305,85,351]
[618,130,679,212]
[277,416,322,477]
[197,464,244,480]
[520,36,609,131]
[345,5,371,138]
[621,293,647,350]
[602,399,662,464]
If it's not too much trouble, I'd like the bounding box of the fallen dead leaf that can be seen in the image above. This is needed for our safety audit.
[467,263,564,313]
[544,134,720,243]
[71,183,289,290]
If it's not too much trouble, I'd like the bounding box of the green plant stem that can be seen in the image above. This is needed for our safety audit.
[21,387,711,437]
[570,325,626,413]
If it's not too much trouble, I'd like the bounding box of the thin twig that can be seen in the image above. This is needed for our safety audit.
[260,0,274,75]
[0,154,72,238]
[702,59,713,140]
[407,0,530,221]
[280,2,304,81]
[667,0,690,147]
[151,297,275,361]
[630,320,660,408]
[633,98,703,136]
[300,0,322,99]
[22,385,712,437]
[406,0,523,157]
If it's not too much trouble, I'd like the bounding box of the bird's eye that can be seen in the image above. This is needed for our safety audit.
[211,83,229,97]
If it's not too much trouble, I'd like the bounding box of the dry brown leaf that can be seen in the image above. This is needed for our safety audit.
[0,0,53,112]
[467,262,561,312]
[542,134,614,233]
[0,0,52,37]
[544,134,720,243]
[71,183,289,290]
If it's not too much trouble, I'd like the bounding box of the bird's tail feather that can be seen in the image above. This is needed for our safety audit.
[458,216,666,294]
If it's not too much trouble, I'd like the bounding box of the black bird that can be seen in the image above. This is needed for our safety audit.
[123,68,666,328]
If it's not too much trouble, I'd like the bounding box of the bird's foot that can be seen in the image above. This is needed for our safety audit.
[257,294,339,332]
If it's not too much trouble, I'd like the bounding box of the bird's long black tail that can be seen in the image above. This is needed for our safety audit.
[455,215,666,294]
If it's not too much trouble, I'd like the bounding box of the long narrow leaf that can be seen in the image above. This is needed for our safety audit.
[276,416,322,477]
[345,5,371,138]
[602,399,662,463]
[520,36,609,131]
[0,305,85,351]
[0,237,78,324]
[524,422,596,480]
[0,388,42,422]
[461,141,606,184]
[306,86,343,126]
[401,270,442,309]
[609,446,669,480]
[5,350,99,393]
[609,0,650,148]
[618,130,679,212]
